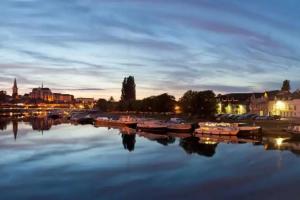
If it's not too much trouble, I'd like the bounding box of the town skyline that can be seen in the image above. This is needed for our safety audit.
[1,0,300,99]
[1,77,300,101]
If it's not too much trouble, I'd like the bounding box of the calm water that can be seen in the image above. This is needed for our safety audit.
[1,118,300,200]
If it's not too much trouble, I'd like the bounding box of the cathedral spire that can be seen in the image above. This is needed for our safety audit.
[12,78,18,99]
[13,78,17,87]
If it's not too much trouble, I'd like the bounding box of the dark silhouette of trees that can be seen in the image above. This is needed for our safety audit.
[117,92,175,113]
[281,80,290,92]
[179,137,217,157]
[119,76,137,111]
[179,90,216,118]
[0,91,7,103]
[122,134,136,152]
[96,98,108,111]
[95,97,117,112]
[138,93,176,112]
[121,76,136,102]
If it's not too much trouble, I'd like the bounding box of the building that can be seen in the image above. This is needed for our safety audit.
[216,93,252,115]
[30,87,53,102]
[249,91,279,116]
[250,90,300,118]
[75,98,95,104]
[29,84,74,103]
[12,78,18,100]
[53,93,74,103]
[75,98,95,109]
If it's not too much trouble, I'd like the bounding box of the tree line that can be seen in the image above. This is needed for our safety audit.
[95,76,217,118]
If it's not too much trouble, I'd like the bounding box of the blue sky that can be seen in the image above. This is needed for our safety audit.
[0,0,300,99]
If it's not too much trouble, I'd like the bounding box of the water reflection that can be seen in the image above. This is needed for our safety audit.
[0,118,9,130]
[1,118,300,199]
[138,132,175,146]
[122,134,136,152]
[180,137,217,157]
[263,136,300,156]
[2,117,300,157]
[12,120,18,140]
[0,117,70,140]
[31,117,53,132]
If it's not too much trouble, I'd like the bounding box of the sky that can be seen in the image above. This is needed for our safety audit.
[0,0,300,100]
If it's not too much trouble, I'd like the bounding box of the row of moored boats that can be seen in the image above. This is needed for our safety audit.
[86,115,261,135]
[46,110,300,136]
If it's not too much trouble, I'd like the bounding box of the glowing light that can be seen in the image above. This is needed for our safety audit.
[238,104,246,114]
[174,105,181,114]
[79,104,84,109]
[217,103,222,114]
[275,101,285,110]
[225,104,232,114]
[275,138,284,146]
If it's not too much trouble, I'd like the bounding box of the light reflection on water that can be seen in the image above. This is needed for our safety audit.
[1,118,300,200]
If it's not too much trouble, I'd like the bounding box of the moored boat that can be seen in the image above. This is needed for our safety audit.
[167,123,193,133]
[196,122,240,135]
[166,118,194,133]
[197,122,261,135]
[95,116,137,128]
[236,123,261,132]
[137,120,167,133]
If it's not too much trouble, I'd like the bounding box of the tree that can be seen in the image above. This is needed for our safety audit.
[109,96,115,102]
[153,93,176,112]
[0,91,7,103]
[138,93,176,113]
[179,90,216,118]
[95,98,108,112]
[281,80,291,92]
[96,98,117,112]
[121,76,136,102]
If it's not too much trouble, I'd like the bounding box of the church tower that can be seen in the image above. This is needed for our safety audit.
[12,78,18,99]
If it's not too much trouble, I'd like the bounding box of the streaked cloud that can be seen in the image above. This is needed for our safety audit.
[0,0,300,99]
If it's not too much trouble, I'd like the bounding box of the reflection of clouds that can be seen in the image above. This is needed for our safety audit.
[2,122,300,199]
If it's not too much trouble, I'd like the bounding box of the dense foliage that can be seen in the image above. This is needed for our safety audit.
[121,76,136,102]
[96,93,176,113]
[0,91,7,103]
[95,97,116,112]
[281,80,290,92]
[179,90,216,118]
[138,93,176,112]
[96,76,217,117]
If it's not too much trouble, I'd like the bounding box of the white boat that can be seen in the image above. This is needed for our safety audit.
[95,116,137,128]
[166,118,193,133]
[198,122,260,133]
[236,123,261,132]
[196,122,240,135]
[137,120,167,133]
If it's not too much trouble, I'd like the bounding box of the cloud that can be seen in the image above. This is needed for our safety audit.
[0,0,300,99]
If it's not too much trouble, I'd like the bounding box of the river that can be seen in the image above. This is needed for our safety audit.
[0,118,299,200]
